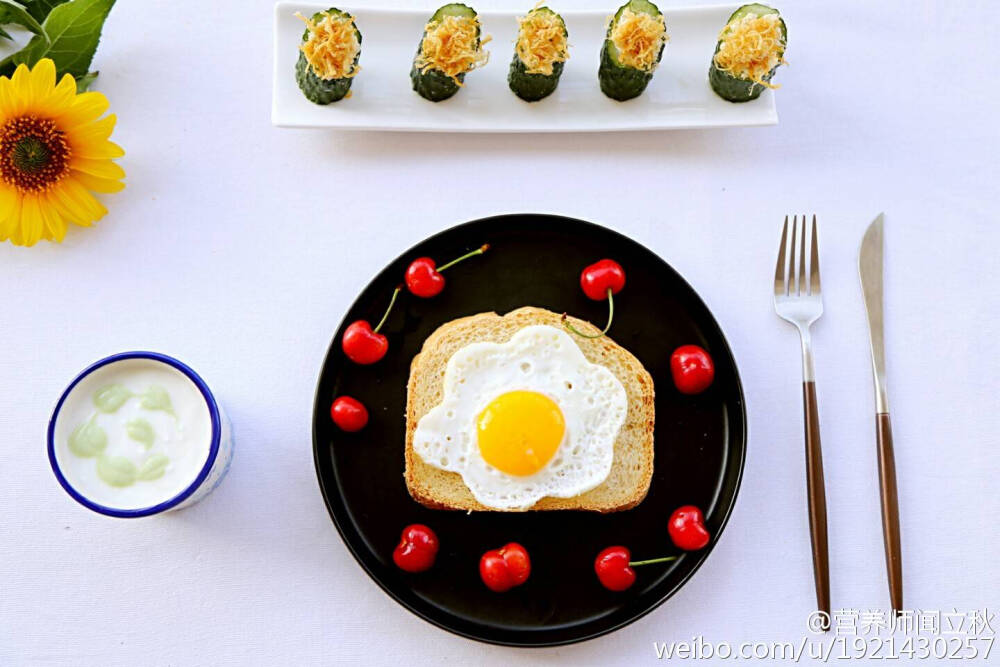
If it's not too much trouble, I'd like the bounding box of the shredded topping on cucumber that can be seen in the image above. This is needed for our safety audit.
[714,13,786,87]
[297,11,361,80]
[415,15,491,85]
[515,8,569,76]
[610,8,667,72]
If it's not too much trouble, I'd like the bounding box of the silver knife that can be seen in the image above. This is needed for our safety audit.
[859,213,903,613]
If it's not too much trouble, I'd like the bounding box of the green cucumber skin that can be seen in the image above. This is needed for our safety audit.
[508,57,564,102]
[296,51,354,105]
[708,60,771,102]
[508,7,566,102]
[411,3,480,102]
[295,8,361,105]
[410,60,465,102]
[599,0,665,102]
[598,47,655,101]
[708,4,786,103]
[430,2,477,22]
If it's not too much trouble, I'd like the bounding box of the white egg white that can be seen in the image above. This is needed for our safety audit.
[413,325,628,510]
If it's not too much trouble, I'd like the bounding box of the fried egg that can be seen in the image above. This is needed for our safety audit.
[413,325,628,510]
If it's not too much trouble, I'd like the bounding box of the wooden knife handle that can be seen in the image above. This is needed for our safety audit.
[876,412,903,613]
[803,381,831,625]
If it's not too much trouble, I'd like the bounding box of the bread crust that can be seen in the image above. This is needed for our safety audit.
[404,307,655,512]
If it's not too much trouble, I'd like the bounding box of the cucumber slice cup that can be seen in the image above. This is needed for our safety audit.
[708,3,786,103]
[508,7,568,102]
[598,0,666,102]
[411,3,482,102]
[295,8,362,105]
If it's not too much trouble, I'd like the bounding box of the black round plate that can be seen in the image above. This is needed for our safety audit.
[313,214,746,647]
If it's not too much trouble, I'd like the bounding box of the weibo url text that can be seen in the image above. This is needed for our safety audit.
[653,608,996,661]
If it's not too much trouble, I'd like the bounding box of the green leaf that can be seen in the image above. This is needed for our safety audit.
[0,0,46,35]
[137,454,170,481]
[0,26,12,40]
[27,0,68,23]
[74,68,95,91]
[0,48,19,76]
[93,383,132,413]
[12,0,115,78]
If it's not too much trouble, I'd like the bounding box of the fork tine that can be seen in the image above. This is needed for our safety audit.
[774,215,789,296]
[789,215,799,294]
[798,214,807,295]
[810,214,821,295]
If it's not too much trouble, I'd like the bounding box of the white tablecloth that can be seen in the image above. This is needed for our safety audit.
[2,0,998,664]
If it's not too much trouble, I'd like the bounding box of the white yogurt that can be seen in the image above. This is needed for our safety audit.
[50,354,231,515]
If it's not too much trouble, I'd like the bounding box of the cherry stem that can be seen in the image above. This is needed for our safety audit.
[373,286,402,334]
[563,289,614,339]
[437,244,490,273]
[628,556,678,567]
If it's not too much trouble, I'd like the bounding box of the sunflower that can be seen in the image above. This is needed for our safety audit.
[0,58,124,246]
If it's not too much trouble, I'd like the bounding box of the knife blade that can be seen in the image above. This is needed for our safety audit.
[860,214,888,412]
[859,213,903,613]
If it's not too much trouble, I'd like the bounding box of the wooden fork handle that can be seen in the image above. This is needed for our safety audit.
[803,381,831,626]
[876,412,903,613]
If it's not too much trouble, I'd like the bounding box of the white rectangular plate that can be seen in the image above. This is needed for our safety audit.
[272,2,778,132]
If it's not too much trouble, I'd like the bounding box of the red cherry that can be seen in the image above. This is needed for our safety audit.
[499,543,531,585]
[670,345,715,395]
[404,244,489,299]
[580,259,626,301]
[479,542,531,592]
[405,258,445,297]
[595,546,636,591]
[668,505,711,551]
[565,259,626,339]
[342,321,388,365]
[393,524,439,572]
[479,551,514,592]
[342,287,401,365]
[330,396,368,432]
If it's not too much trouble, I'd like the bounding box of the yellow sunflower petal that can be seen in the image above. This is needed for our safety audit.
[0,78,16,120]
[64,114,117,147]
[37,193,68,242]
[28,59,56,103]
[70,157,126,181]
[0,184,18,241]
[71,171,125,193]
[6,198,24,244]
[49,182,90,225]
[69,136,125,160]
[10,62,30,91]
[8,63,32,115]
[0,182,17,217]
[53,91,110,129]
[40,73,79,112]
[55,177,107,223]
[18,193,43,247]
[42,183,78,222]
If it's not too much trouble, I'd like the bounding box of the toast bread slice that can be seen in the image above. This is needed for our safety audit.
[404,306,654,512]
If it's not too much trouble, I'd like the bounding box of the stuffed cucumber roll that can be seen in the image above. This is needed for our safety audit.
[709,4,786,102]
[411,4,490,102]
[295,9,362,104]
[508,7,569,102]
[598,0,668,101]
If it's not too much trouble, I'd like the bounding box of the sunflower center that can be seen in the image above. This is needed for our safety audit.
[0,116,71,192]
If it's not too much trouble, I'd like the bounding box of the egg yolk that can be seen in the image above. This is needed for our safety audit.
[476,391,565,476]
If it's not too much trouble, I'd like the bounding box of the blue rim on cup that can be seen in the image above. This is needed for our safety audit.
[47,351,230,518]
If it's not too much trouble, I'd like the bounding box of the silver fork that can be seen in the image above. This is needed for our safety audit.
[773,214,831,627]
